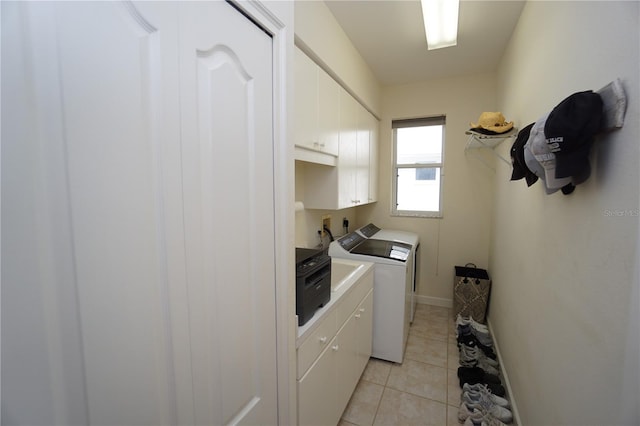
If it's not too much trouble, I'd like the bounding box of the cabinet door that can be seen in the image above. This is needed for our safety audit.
[335,312,360,421]
[338,90,358,208]
[294,46,319,150]
[356,105,371,205]
[367,113,379,203]
[317,67,340,156]
[355,290,374,375]
[298,337,338,426]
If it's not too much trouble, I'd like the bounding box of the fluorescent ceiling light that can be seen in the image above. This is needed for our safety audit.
[421,0,459,50]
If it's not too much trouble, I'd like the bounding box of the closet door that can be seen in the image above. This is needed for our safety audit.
[2,1,278,425]
[178,2,278,425]
[2,2,184,425]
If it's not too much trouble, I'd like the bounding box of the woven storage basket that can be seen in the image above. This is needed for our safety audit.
[453,264,491,323]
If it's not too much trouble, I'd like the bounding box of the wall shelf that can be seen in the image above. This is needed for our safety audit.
[464,129,517,170]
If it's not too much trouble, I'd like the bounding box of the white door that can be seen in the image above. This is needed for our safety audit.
[177,2,277,425]
[1,1,278,425]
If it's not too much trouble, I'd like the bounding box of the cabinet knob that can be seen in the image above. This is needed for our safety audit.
[355,314,361,319]
[332,345,339,351]
[359,308,365,313]
[319,336,327,344]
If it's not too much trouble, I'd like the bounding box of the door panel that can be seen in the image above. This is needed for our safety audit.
[51,2,179,424]
[179,2,277,425]
[1,1,279,425]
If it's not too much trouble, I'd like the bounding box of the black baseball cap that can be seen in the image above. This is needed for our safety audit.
[510,122,538,186]
[544,91,603,179]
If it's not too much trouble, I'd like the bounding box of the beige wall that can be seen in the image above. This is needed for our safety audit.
[294,161,359,248]
[358,73,499,304]
[294,0,381,116]
[490,1,640,424]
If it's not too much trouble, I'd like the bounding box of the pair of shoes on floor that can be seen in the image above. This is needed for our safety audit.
[462,383,510,408]
[457,333,497,360]
[459,395,513,424]
[458,323,494,347]
[462,409,510,426]
[457,367,505,397]
[460,356,500,376]
[456,314,489,334]
[459,343,499,368]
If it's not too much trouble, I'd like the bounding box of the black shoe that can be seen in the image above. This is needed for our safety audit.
[457,366,502,388]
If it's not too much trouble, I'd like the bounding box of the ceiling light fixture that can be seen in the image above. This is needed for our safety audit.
[421,0,459,50]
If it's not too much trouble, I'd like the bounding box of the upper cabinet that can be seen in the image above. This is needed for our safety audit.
[294,47,339,160]
[367,112,379,204]
[303,93,378,210]
[296,47,379,210]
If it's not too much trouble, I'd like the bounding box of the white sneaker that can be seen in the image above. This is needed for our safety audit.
[463,410,509,426]
[456,314,489,333]
[458,398,513,424]
[462,387,510,408]
[460,343,500,367]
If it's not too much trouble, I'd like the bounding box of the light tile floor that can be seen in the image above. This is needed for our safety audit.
[339,304,462,426]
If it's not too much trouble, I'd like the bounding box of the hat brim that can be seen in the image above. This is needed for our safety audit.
[555,142,592,179]
[470,122,515,134]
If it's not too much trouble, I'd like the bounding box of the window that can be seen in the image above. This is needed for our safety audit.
[392,116,445,217]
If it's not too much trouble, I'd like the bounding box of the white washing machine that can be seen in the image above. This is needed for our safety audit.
[328,232,414,363]
[356,223,420,322]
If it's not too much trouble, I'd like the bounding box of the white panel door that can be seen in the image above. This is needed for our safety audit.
[178,2,277,425]
[2,1,279,425]
[3,2,184,425]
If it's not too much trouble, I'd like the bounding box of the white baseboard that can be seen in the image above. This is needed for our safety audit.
[415,295,453,309]
[486,319,522,426]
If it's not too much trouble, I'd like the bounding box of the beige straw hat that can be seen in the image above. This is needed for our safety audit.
[470,112,514,133]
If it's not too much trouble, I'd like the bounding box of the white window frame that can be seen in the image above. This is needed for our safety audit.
[391,116,446,218]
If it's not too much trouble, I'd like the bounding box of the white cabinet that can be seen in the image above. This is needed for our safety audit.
[294,47,339,157]
[297,337,340,426]
[302,95,379,210]
[294,47,319,152]
[356,105,372,205]
[338,90,359,208]
[318,68,341,156]
[367,112,379,204]
[297,269,374,426]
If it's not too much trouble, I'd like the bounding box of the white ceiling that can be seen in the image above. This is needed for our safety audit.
[324,0,526,86]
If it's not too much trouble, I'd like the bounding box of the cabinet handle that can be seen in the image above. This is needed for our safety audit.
[332,345,339,351]
[319,336,327,344]
[355,314,361,319]
[359,308,365,313]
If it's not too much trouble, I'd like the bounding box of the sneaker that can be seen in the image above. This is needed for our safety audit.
[460,357,500,376]
[462,388,510,408]
[459,343,500,367]
[458,399,513,424]
[458,334,497,360]
[462,383,510,408]
[458,323,494,347]
[463,410,509,426]
[457,366,501,387]
[456,314,489,333]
